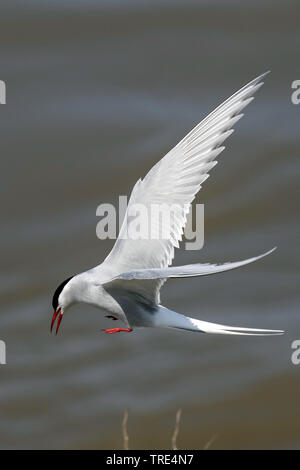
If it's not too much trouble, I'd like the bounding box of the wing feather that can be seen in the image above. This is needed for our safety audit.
[104,248,275,282]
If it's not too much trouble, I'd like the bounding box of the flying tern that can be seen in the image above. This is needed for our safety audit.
[51,72,283,337]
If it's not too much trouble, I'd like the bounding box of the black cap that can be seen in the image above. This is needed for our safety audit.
[52,276,73,310]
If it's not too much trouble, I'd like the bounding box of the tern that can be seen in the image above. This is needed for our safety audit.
[51,72,283,337]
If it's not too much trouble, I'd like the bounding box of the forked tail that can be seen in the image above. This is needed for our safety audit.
[154,306,284,336]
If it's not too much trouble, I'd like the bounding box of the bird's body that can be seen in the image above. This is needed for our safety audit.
[51,73,284,337]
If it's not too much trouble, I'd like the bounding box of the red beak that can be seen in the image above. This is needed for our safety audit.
[50,308,63,334]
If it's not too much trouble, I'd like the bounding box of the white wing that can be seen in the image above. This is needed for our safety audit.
[101,73,269,304]
[105,248,276,282]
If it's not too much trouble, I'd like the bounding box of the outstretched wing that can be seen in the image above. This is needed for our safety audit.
[105,248,276,282]
[101,73,269,305]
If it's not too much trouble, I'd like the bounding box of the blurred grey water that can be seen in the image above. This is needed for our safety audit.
[1,0,300,449]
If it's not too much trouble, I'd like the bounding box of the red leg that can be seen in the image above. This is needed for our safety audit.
[104,328,133,334]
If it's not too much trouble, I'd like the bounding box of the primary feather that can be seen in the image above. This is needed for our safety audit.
[106,248,276,282]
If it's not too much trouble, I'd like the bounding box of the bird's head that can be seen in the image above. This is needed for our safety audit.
[51,276,74,334]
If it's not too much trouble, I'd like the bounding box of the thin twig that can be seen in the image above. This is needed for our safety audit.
[203,433,218,450]
[122,408,130,450]
[171,408,182,450]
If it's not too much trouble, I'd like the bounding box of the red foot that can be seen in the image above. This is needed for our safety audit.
[104,328,133,334]
[105,315,118,321]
